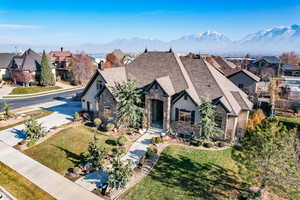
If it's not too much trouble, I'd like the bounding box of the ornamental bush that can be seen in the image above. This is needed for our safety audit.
[151,136,163,144]
[117,136,128,146]
[203,142,213,148]
[146,146,158,159]
[106,123,115,131]
[93,118,102,128]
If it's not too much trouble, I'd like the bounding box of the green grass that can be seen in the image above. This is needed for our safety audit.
[0,110,54,131]
[4,87,80,98]
[24,126,118,175]
[0,162,54,200]
[276,116,300,125]
[10,86,62,95]
[121,145,249,200]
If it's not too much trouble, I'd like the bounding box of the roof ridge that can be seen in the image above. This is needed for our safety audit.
[204,59,235,113]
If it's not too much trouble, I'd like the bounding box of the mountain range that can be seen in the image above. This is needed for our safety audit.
[1,24,300,55]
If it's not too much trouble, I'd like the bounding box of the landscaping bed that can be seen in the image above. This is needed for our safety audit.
[0,109,54,131]
[120,145,248,200]
[23,126,120,175]
[0,162,54,200]
[10,86,62,95]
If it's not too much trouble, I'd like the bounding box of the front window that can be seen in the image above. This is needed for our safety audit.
[179,110,192,122]
[215,115,223,128]
[104,106,113,119]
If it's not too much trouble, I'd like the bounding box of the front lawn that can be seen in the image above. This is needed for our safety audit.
[10,86,62,95]
[121,145,249,200]
[24,126,118,175]
[0,162,54,200]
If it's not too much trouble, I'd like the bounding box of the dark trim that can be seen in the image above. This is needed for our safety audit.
[212,97,231,113]
[144,80,169,97]
[81,70,100,97]
[172,90,198,106]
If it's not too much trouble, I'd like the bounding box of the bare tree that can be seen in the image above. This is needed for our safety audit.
[280,52,300,66]
[69,53,96,85]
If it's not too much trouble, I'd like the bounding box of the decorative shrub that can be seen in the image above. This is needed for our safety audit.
[217,141,226,147]
[73,167,82,176]
[151,136,163,144]
[73,112,80,121]
[146,146,158,158]
[190,139,202,147]
[93,118,102,128]
[117,136,128,146]
[106,123,115,131]
[203,142,214,148]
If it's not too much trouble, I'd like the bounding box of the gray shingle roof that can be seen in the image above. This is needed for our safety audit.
[228,69,261,82]
[255,56,281,64]
[282,64,298,71]
[96,51,253,115]
[0,53,16,69]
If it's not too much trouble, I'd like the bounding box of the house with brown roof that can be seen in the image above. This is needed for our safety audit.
[227,69,261,94]
[9,49,55,85]
[81,50,252,141]
[49,48,73,80]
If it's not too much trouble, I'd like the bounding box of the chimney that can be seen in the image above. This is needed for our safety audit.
[60,47,63,52]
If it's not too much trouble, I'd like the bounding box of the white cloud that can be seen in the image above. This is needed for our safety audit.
[0,24,41,29]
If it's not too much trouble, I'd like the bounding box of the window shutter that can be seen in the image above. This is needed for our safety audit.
[175,108,179,121]
[191,111,195,124]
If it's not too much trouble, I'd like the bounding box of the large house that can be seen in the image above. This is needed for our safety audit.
[49,48,73,80]
[81,51,253,141]
[248,56,282,78]
[0,53,16,80]
[9,49,55,85]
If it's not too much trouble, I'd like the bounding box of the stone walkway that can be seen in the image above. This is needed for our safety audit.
[0,141,101,200]
[75,128,161,191]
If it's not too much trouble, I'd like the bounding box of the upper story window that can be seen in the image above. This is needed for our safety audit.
[96,80,103,90]
[184,94,188,100]
[215,115,223,128]
[238,84,244,89]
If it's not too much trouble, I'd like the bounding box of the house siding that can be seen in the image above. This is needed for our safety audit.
[229,72,257,94]
[97,87,117,122]
[81,75,105,112]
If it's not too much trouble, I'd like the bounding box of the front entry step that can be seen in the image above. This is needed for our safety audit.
[148,127,164,135]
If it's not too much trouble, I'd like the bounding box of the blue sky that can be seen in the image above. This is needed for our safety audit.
[0,0,299,45]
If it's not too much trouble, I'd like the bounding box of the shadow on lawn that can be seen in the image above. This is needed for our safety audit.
[150,153,251,200]
[53,145,85,166]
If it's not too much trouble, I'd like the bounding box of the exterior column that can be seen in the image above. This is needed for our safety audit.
[163,97,171,130]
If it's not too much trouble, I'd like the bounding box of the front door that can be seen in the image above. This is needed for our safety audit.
[151,100,163,128]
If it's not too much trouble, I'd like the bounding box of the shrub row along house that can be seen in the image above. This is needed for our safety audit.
[82,50,252,141]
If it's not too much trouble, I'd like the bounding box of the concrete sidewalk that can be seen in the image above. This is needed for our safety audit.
[0,141,101,200]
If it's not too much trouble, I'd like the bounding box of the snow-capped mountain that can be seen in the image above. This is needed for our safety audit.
[178,31,231,42]
[240,24,300,44]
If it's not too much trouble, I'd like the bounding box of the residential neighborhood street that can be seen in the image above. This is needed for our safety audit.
[0,88,83,111]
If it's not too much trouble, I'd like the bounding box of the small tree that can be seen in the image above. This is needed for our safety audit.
[106,123,115,131]
[247,109,265,130]
[25,119,46,143]
[108,154,133,190]
[40,50,55,86]
[237,118,300,197]
[73,112,80,121]
[86,135,107,170]
[1,103,12,120]
[117,136,128,146]
[198,99,222,140]
[93,118,102,129]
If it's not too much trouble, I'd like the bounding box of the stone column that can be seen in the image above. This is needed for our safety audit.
[163,97,171,130]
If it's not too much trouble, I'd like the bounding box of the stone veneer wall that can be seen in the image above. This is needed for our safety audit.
[145,83,170,130]
[97,87,117,122]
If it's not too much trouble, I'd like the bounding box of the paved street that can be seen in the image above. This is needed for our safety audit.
[0,99,81,146]
[0,88,83,111]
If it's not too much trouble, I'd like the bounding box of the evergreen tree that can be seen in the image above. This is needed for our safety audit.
[25,119,46,142]
[198,99,222,140]
[113,79,143,129]
[86,135,107,170]
[237,118,300,198]
[40,50,55,86]
[108,154,133,190]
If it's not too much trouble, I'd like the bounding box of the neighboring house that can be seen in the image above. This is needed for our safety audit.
[0,53,16,80]
[282,64,300,77]
[9,49,55,85]
[201,55,241,76]
[280,76,300,100]
[227,69,261,94]
[248,56,282,78]
[81,50,253,141]
[49,48,73,80]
